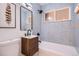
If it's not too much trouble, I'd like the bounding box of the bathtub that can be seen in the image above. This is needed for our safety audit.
[0,38,21,56]
[39,41,79,56]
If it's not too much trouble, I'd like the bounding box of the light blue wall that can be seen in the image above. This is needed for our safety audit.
[31,4,41,35]
[73,4,79,53]
[40,3,75,46]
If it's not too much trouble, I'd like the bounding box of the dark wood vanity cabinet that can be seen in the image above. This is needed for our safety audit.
[21,37,39,56]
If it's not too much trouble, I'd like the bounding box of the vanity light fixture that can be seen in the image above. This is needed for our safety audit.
[22,3,32,8]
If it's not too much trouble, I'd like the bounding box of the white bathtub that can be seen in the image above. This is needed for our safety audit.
[39,41,79,56]
[0,38,21,56]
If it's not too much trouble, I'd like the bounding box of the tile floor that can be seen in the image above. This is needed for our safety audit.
[33,48,63,56]
[20,48,63,56]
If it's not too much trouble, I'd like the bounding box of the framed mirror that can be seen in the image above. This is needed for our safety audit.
[20,6,33,31]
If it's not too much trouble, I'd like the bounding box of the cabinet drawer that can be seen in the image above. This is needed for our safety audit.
[29,37,38,43]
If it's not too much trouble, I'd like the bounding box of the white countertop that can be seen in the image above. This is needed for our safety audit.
[23,35,37,39]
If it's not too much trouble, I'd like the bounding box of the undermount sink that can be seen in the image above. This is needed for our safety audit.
[23,35,37,39]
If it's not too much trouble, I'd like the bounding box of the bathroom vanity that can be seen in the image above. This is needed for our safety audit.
[21,35,39,56]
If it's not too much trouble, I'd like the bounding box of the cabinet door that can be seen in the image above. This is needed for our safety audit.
[21,38,28,55]
[21,37,39,56]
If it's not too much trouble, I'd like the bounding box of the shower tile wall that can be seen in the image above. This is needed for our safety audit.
[32,3,79,54]
[40,3,75,46]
